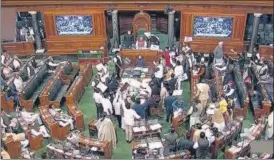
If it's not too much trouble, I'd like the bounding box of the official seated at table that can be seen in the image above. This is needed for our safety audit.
[136,55,145,67]
[145,32,160,48]
[135,36,147,49]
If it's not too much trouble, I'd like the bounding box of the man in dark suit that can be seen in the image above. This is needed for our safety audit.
[168,74,177,95]
[164,92,177,123]
[163,127,178,155]
[194,132,209,159]
[177,132,195,157]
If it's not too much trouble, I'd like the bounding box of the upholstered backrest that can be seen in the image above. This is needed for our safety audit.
[48,78,62,101]
[63,61,72,75]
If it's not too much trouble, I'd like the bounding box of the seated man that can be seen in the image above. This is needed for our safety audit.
[26,62,36,78]
[2,127,29,150]
[3,85,19,105]
[11,55,22,72]
[1,50,12,66]
[145,32,160,48]
[1,109,18,129]
[136,55,145,67]
[135,36,147,49]
[211,103,225,132]
[49,105,74,130]
[2,65,15,80]
[12,74,24,92]
[29,120,50,138]
[21,108,43,125]
[177,132,194,157]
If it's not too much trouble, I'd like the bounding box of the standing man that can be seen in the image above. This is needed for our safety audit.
[213,41,224,65]
[195,83,210,108]
[123,31,134,49]
[193,132,209,159]
[113,51,122,80]
[93,88,103,119]
[164,91,177,123]
[123,103,140,143]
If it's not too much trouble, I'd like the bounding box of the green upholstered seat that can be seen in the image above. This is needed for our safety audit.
[55,85,69,101]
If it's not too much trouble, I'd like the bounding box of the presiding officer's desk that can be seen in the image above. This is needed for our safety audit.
[120,49,160,65]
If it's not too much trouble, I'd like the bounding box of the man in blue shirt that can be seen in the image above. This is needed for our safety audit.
[164,92,177,123]
[133,98,148,119]
[172,99,186,111]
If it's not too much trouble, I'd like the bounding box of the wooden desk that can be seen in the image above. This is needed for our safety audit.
[79,63,93,86]
[1,91,14,113]
[172,111,188,134]
[120,49,160,66]
[1,41,35,55]
[78,135,112,159]
[3,136,21,159]
[164,150,191,159]
[132,124,162,139]
[67,104,84,131]
[66,76,85,106]
[259,45,273,61]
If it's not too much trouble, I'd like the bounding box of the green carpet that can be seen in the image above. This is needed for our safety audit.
[33,62,259,159]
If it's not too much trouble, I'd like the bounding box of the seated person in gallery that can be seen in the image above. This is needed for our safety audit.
[49,105,74,130]
[21,108,43,125]
[136,55,145,67]
[123,31,134,49]
[12,74,24,92]
[2,126,29,150]
[135,36,147,49]
[10,55,23,72]
[144,32,160,48]
[38,56,66,73]
[1,109,18,130]
[25,31,35,42]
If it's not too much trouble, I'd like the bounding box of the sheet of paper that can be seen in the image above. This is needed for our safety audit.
[97,82,108,92]
[172,90,182,96]
[148,141,163,149]
[141,68,149,72]
[134,67,142,71]
[150,45,160,51]
[128,79,141,88]
[91,147,98,151]
[150,123,162,131]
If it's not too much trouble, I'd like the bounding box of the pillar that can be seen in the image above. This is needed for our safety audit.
[112,10,119,49]
[248,13,262,53]
[28,11,43,51]
[168,10,175,48]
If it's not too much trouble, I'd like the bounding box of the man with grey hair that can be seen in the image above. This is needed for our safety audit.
[213,41,224,65]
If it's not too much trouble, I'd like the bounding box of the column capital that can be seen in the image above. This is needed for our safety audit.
[254,13,262,17]
[28,11,37,15]
[112,10,118,14]
[168,10,175,15]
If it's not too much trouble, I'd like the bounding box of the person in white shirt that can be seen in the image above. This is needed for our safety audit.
[21,109,43,125]
[26,63,36,78]
[140,83,152,98]
[12,55,22,71]
[101,94,113,116]
[154,61,164,79]
[13,75,23,92]
[93,88,103,119]
[174,61,184,90]
[123,103,140,143]
[49,105,74,130]
[98,64,109,83]
[266,111,273,139]
[2,66,15,80]
[30,123,50,138]
[113,92,125,128]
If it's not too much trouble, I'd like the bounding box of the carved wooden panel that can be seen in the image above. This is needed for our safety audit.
[42,7,107,54]
[180,10,246,53]
[132,12,151,39]
[259,45,273,61]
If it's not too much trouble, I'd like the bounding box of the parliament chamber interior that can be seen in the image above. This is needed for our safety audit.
[1,0,274,159]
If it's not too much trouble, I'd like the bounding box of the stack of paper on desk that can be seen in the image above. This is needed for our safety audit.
[129,79,141,88]
[148,141,163,149]
[150,123,162,131]
[91,147,98,151]
[133,126,147,132]
[141,68,149,72]
[229,146,241,153]
[172,90,183,96]
[136,142,148,148]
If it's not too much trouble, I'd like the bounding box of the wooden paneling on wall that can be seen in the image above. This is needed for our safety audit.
[180,9,247,53]
[43,8,107,54]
